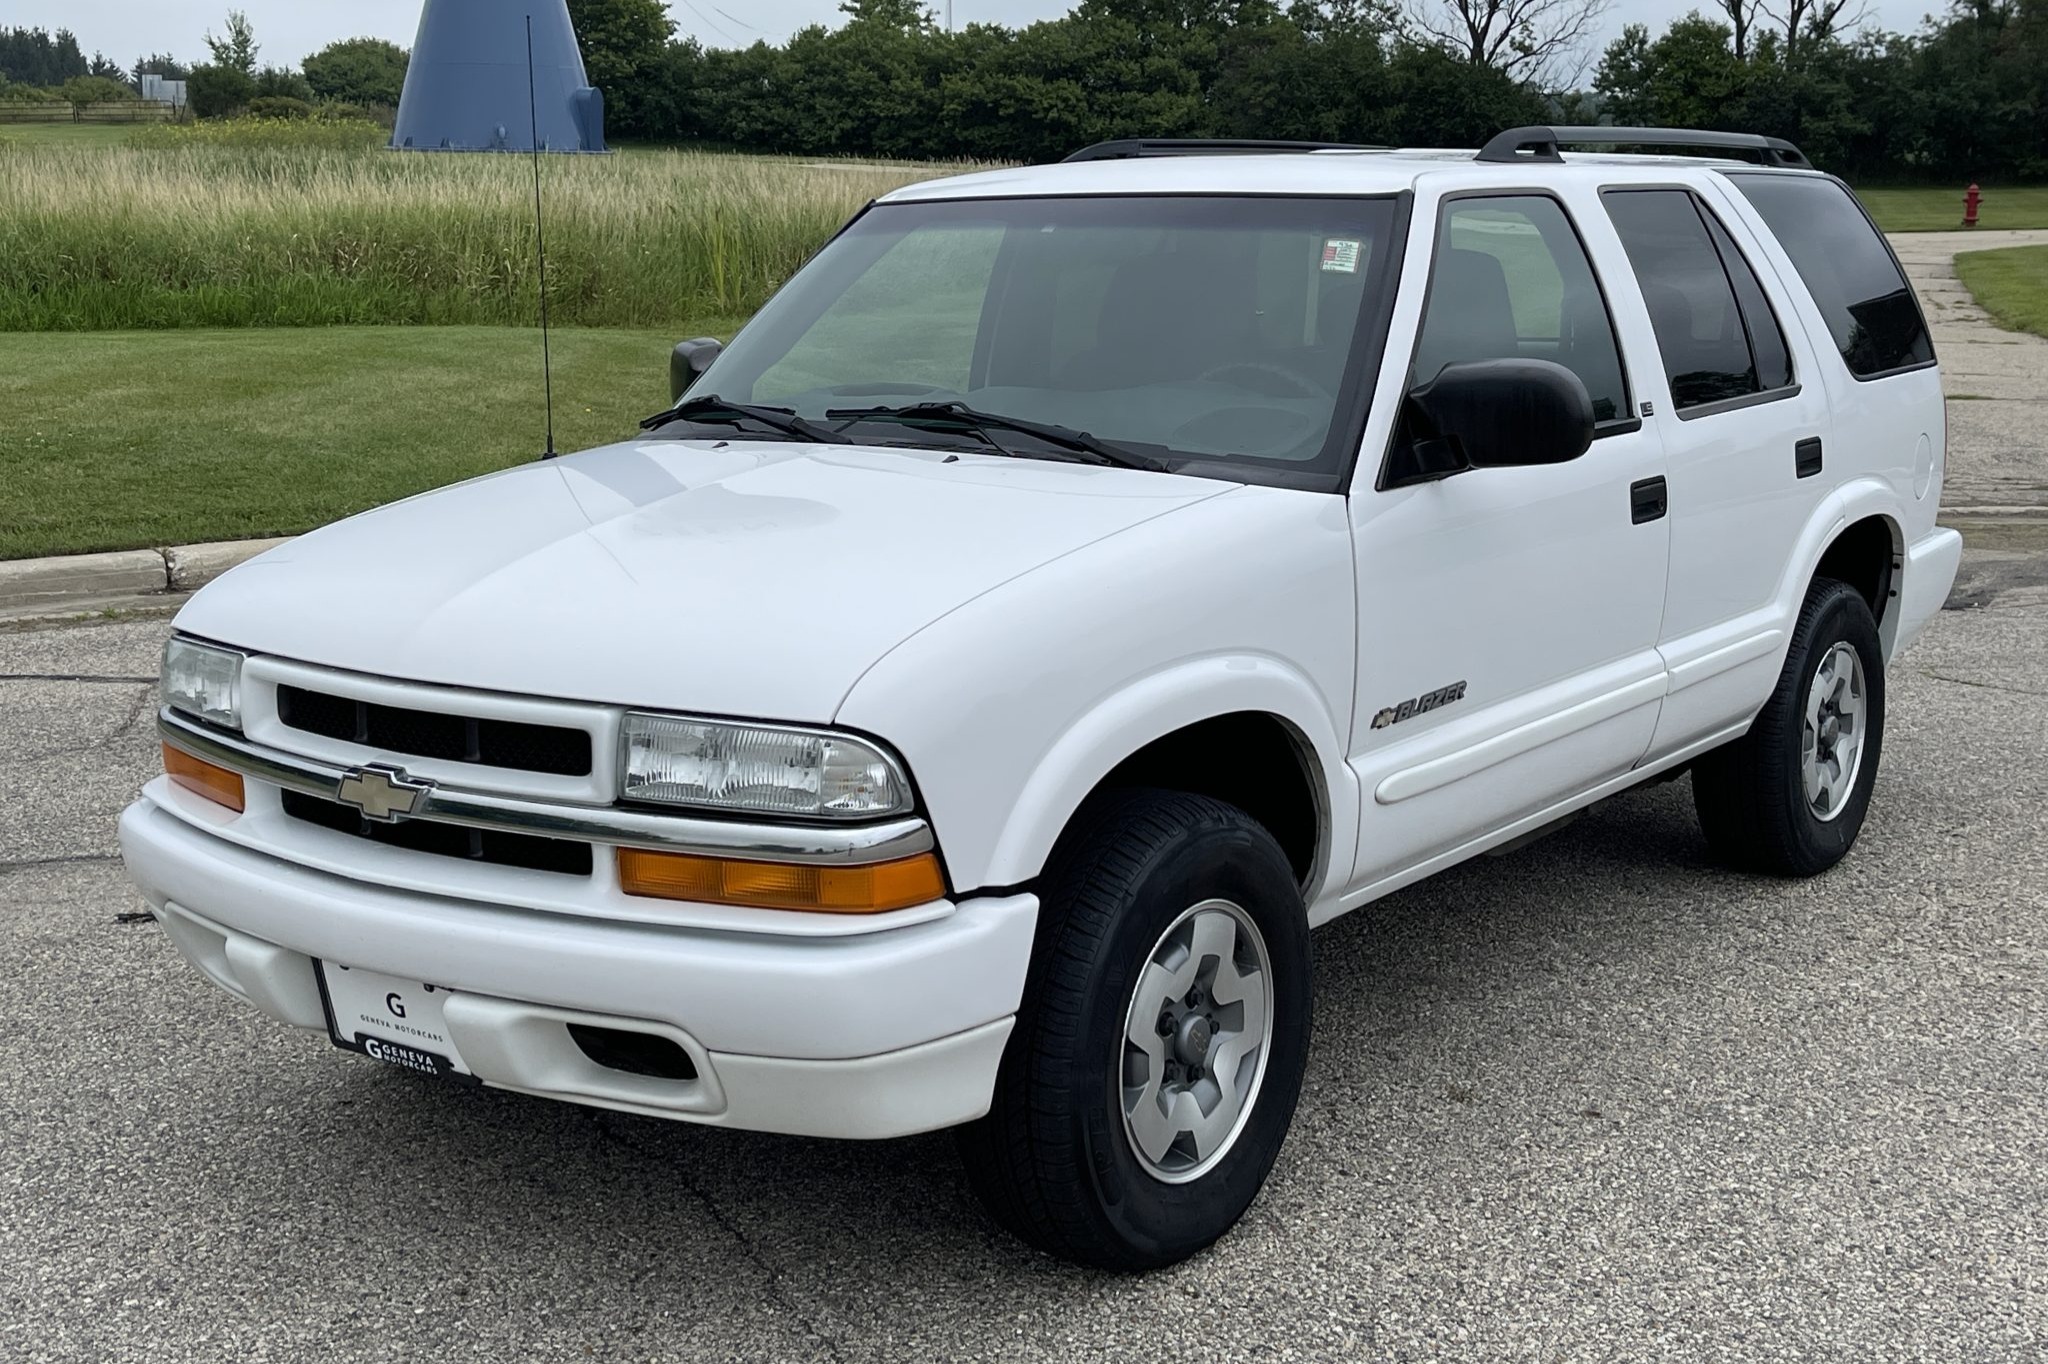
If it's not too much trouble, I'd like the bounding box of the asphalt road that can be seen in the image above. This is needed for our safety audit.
[2,549,2044,1363]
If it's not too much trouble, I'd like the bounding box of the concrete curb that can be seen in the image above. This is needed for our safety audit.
[164,538,291,591]
[0,537,289,621]
[0,549,167,610]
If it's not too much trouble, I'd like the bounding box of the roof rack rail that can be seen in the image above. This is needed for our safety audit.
[1476,126,1811,169]
[1062,138,1383,163]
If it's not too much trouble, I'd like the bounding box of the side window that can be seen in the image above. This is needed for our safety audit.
[1700,210,1792,391]
[1411,195,1628,425]
[1603,188,1794,413]
[1730,174,1933,378]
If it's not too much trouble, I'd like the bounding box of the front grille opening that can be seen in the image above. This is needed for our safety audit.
[567,1024,699,1081]
[277,684,592,777]
[280,789,593,876]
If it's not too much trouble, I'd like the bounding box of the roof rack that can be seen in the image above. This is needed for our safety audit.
[1062,138,1383,163]
[1476,126,1811,169]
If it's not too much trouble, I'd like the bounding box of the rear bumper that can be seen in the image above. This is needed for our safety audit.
[119,798,1036,1139]
[1893,526,1963,660]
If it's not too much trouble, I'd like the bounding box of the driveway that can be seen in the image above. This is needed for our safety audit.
[1892,230,2048,518]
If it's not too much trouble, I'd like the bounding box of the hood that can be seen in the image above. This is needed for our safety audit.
[177,439,1232,722]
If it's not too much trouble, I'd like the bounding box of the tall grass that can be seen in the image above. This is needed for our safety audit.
[126,117,391,152]
[0,141,967,330]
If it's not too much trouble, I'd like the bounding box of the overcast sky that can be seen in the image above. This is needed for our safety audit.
[14,0,1943,76]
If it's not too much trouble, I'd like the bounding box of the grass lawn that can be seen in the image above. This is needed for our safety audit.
[1954,244,2048,339]
[1856,185,2048,232]
[0,323,746,560]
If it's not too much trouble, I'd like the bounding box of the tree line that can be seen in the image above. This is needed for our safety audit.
[597,0,2044,180]
[6,1,2042,181]
[0,18,407,121]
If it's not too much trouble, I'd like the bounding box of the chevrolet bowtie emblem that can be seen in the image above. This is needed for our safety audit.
[335,764,434,822]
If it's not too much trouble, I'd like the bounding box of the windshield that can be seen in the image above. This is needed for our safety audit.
[693,194,1402,486]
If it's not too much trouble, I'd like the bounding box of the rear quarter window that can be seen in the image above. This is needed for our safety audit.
[1730,175,1934,379]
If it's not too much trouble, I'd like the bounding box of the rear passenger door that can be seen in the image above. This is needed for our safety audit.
[1600,184,1835,759]
[1347,190,1670,890]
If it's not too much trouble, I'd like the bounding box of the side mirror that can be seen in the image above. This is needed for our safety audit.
[1383,358,1594,489]
[669,337,723,402]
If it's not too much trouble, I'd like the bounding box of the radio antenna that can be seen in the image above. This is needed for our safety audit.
[526,14,558,460]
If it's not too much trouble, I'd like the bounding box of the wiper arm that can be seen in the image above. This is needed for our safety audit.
[641,396,839,443]
[824,402,1167,472]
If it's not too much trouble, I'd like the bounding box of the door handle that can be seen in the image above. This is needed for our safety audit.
[1795,437,1824,478]
[1630,476,1668,524]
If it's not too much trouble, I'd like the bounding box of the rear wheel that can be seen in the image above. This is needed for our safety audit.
[1693,578,1886,875]
[956,789,1310,1270]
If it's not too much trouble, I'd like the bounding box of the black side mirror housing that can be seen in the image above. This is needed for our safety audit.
[1383,358,1595,489]
[669,337,723,402]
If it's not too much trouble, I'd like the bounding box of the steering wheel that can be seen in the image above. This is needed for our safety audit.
[1196,361,1331,401]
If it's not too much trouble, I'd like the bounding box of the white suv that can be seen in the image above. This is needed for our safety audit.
[123,126,1961,1269]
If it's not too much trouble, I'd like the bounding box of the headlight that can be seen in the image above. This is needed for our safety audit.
[622,713,912,819]
[161,637,244,730]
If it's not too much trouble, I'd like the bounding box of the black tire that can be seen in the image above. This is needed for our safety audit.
[1693,578,1886,876]
[956,789,1311,1270]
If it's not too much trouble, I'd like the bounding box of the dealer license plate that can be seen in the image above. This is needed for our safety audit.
[318,961,472,1079]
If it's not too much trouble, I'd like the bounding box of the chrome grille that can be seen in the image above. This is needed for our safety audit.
[276,684,593,777]
[280,789,594,876]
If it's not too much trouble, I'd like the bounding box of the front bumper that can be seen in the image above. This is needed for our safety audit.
[119,797,1036,1139]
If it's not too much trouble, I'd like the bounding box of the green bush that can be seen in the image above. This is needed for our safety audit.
[59,75,135,111]
[317,100,396,128]
[248,96,314,120]
[303,38,409,108]
[254,67,316,103]
[186,62,255,119]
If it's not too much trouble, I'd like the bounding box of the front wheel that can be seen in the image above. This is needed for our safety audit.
[956,790,1311,1270]
[1693,578,1887,876]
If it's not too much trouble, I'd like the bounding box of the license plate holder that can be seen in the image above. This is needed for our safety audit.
[316,960,474,1081]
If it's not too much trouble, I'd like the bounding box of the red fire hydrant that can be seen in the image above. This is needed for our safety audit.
[1963,183,1982,228]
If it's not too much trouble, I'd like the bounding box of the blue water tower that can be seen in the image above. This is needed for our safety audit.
[391,0,607,153]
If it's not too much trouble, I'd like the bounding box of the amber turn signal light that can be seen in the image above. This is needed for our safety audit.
[618,848,945,913]
[163,742,246,813]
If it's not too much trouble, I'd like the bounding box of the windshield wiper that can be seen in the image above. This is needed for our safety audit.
[641,396,839,443]
[824,402,1167,472]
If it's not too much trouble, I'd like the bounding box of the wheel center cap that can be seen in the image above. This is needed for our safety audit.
[1175,1013,1214,1067]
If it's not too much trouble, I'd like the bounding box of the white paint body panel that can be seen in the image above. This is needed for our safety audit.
[1640,178,1851,758]
[129,151,1962,1137]
[1344,176,1674,881]
[177,440,1229,724]
[122,799,1032,1138]
[838,483,1359,898]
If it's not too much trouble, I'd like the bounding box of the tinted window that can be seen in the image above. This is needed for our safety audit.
[1411,196,1628,425]
[1732,175,1934,377]
[704,195,1402,483]
[1605,189,1771,410]
[1701,209,1793,390]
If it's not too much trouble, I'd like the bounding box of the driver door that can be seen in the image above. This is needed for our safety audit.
[1346,188,1671,893]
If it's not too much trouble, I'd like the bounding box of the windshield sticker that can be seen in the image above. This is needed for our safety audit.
[1321,238,1362,274]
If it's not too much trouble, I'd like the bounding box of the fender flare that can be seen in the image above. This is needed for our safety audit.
[1782,480,1904,655]
[978,653,1359,904]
